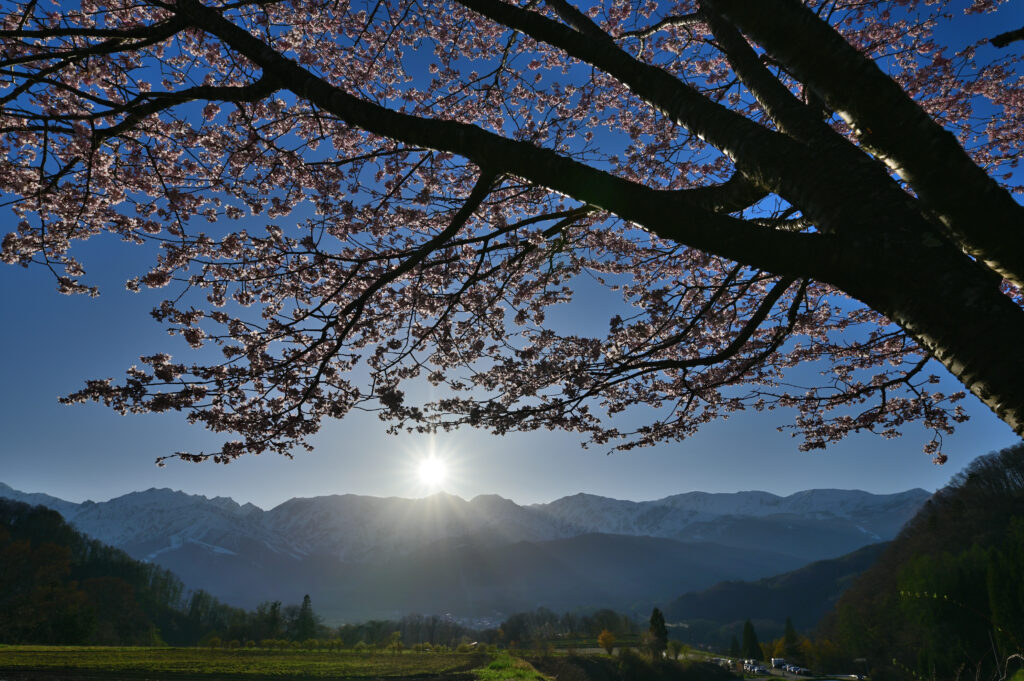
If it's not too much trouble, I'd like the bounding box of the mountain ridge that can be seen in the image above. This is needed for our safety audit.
[0,481,931,621]
[0,481,930,513]
[0,482,930,562]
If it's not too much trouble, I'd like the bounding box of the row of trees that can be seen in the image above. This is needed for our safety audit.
[1,508,649,652]
[184,593,325,646]
[335,613,482,649]
[498,607,639,647]
[229,606,645,653]
[723,618,816,666]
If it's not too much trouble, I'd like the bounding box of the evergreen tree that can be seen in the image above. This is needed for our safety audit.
[648,608,668,659]
[729,636,742,659]
[741,619,761,660]
[295,594,317,642]
[783,617,800,660]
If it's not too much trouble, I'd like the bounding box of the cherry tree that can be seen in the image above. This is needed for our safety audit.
[1,0,1022,464]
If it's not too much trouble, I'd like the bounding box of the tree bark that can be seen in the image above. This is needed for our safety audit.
[706,0,1024,292]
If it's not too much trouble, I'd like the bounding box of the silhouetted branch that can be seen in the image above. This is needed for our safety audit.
[991,26,1024,48]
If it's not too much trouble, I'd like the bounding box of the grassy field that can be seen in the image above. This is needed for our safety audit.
[0,646,487,679]
[476,654,549,681]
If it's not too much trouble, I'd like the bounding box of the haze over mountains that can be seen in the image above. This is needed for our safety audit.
[0,482,929,623]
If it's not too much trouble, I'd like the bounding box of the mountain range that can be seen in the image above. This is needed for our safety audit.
[0,482,930,623]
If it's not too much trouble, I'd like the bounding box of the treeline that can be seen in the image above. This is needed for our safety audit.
[182,593,329,647]
[816,442,1024,681]
[244,606,641,650]
[532,649,737,681]
[713,617,844,674]
[0,498,641,650]
[0,498,479,647]
[498,607,639,647]
[334,613,480,649]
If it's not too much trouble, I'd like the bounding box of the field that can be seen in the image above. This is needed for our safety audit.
[0,646,488,680]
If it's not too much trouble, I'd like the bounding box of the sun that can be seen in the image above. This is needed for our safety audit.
[417,456,448,488]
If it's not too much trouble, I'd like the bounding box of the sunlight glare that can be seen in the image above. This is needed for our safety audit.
[417,456,448,488]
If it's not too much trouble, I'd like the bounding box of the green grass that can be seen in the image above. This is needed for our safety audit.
[0,645,486,678]
[475,654,550,681]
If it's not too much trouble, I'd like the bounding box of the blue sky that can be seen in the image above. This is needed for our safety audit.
[1,1,1022,510]
[1,233,1018,509]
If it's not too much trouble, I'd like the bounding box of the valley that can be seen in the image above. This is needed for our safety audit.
[0,483,928,622]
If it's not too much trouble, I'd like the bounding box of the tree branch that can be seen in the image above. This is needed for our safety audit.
[543,0,613,43]
[297,170,499,413]
[991,26,1024,48]
[698,2,834,145]
[94,77,279,144]
[679,171,767,214]
[704,0,1024,291]
[169,0,834,281]
[452,0,920,248]
[618,13,701,40]
[628,275,798,372]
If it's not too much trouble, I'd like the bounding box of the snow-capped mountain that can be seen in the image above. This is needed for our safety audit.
[0,481,81,520]
[534,488,927,531]
[262,492,572,561]
[531,488,929,558]
[67,488,281,561]
[0,482,930,619]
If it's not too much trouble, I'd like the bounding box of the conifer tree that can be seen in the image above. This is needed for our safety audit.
[783,617,800,661]
[741,619,761,660]
[729,636,742,659]
[295,595,317,642]
[648,608,668,659]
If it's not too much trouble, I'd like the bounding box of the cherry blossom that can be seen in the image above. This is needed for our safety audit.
[1,0,1021,464]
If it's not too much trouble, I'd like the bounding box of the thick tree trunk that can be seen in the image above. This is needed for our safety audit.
[707,0,1024,292]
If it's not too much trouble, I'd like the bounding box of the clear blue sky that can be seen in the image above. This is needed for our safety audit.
[1,3,1021,510]
[1,233,1018,509]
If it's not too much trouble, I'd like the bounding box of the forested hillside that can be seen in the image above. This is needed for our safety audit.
[664,542,888,647]
[1,497,640,649]
[0,499,183,644]
[0,499,253,645]
[819,442,1024,681]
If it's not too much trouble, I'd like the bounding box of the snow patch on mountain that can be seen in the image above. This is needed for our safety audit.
[0,482,930,570]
